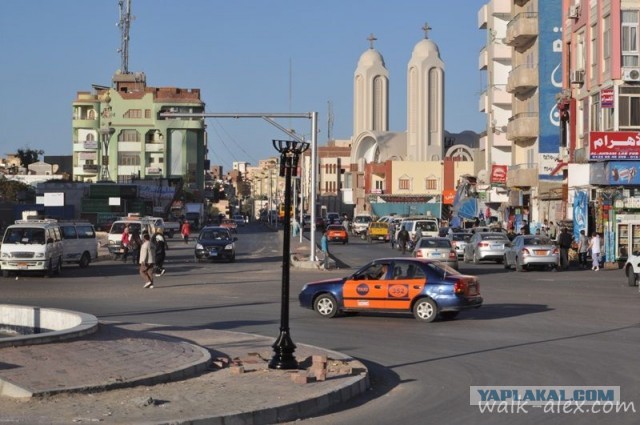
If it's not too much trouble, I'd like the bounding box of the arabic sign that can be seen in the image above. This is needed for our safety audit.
[601,88,614,108]
[490,165,508,185]
[589,131,640,160]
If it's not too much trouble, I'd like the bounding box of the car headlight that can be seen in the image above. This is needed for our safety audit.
[35,253,45,258]
[224,243,234,250]
[195,243,203,250]
[1,252,10,259]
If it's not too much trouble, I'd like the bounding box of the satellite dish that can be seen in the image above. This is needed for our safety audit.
[52,164,59,173]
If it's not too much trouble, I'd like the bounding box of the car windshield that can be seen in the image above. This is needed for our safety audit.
[200,230,229,240]
[451,233,471,242]
[3,227,46,244]
[418,239,451,248]
[327,225,344,231]
[417,222,438,232]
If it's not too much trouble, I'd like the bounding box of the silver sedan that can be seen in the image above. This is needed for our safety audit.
[412,237,459,270]
[503,235,559,271]
[463,232,510,264]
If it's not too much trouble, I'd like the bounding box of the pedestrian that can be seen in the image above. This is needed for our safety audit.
[415,227,423,243]
[139,232,156,288]
[120,226,131,263]
[588,231,601,271]
[577,230,589,269]
[181,220,191,244]
[521,220,530,235]
[152,227,167,277]
[129,229,142,265]
[320,230,330,270]
[389,221,396,249]
[397,226,410,254]
[342,215,350,234]
[548,221,557,240]
[558,227,573,270]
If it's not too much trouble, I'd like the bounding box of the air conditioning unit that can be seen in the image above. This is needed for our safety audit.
[623,67,640,82]
[570,69,584,84]
[568,5,580,19]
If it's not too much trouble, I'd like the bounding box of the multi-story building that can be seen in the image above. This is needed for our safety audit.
[71,71,207,190]
[562,0,640,261]
[478,0,513,208]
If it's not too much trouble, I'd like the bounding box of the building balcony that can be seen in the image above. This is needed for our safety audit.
[489,43,511,62]
[491,85,512,106]
[117,142,142,151]
[479,47,488,70]
[146,166,163,176]
[73,165,99,176]
[479,91,488,112]
[507,163,538,188]
[491,0,511,15]
[506,112,538,141]
[506,64,538,94]
[478,4,488,29]
[144,142,164,153]
[505,12,538,47]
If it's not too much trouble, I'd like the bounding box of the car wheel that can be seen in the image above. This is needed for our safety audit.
[440,311,459,320]
[503,255,510,269]
[473,252,480,265]
[229,255,236,263]
[79,252,90,268]
[413,298,438,322]
[627,266,638,286]
[313,294,339,318]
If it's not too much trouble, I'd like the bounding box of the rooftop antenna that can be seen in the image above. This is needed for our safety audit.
[117,0,134,74]
[327,101,334,141]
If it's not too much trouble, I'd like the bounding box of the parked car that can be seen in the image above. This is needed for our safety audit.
[412,237,459,270]
[0,219,63,278]
[325,225,349,244]
[194,226,237,262]
[298,258,483,322]
[366,221,389,243]
[624,253,640,287]
[232,214,246,227]
[463,232,510,264]
[447,232,472,259]
[503,235,559,272]
[107,217,156,259]
[326,212,341,225]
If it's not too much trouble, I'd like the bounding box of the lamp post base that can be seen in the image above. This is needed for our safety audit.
[268,330,298,370]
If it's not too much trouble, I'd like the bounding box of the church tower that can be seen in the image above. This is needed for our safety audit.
[353,34,389,136]
[407,23,445,161]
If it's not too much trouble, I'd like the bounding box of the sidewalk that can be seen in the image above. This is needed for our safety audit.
[0,322,369,424]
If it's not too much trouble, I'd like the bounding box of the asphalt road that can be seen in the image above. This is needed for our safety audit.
[2,223,639,425]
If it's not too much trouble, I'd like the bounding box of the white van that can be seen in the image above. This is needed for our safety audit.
[396,219,440,241]
[59,222,98,268]
[107,217,156,259]
[0,219,64,277]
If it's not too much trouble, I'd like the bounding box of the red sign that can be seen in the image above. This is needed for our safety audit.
[442,189,456,205]
[490,165,508,185]
[589,131,640,160]
[601,88,614,108]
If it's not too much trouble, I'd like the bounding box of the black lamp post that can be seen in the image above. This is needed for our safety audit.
[269,139,309,370]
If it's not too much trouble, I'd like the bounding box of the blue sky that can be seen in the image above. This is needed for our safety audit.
[0,0,487,171]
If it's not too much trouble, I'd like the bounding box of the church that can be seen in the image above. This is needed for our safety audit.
[347,24,475,218]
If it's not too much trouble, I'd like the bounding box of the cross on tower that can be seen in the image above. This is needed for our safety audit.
[422,22,432,39]
[367,33,377,49]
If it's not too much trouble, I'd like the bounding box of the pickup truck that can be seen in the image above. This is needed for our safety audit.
[366,221,389,243]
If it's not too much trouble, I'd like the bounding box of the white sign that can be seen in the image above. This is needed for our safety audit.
[44,192,64,207]
[109,197,121,206]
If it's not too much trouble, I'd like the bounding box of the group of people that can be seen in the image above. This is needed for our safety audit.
[554,227,601,271]
[120,225,169,289]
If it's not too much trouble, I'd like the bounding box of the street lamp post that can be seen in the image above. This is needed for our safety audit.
[269,139,309,370]
[99,127,115,181]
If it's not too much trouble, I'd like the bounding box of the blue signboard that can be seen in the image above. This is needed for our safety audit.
[606,161,640,185]
[573,190,588,243]
[539,2,562,180]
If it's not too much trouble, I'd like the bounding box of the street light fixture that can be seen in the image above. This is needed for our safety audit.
[269,139,309,370]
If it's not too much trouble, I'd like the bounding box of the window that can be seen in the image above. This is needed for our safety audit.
[118,130,140,142]
[590,24,598,77]
[426,178,437,190]
[118,152,141,166]
[145,109,151,119]
[619,87,640,128]
[124,109,142,119]
[375,180,384,190]
[399,178,410,190]
[622,10,639,67]
[576,32,586,72]
[590,93,601,131]
[603,15,611,73]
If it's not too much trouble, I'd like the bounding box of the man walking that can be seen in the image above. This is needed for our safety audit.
[589,232,601,271]
[139,232,156,288]
[558,227,573,270]
[152,227,167,277]
[397,226,410,254]
[320,230,330,270]
[577,230,589,269]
